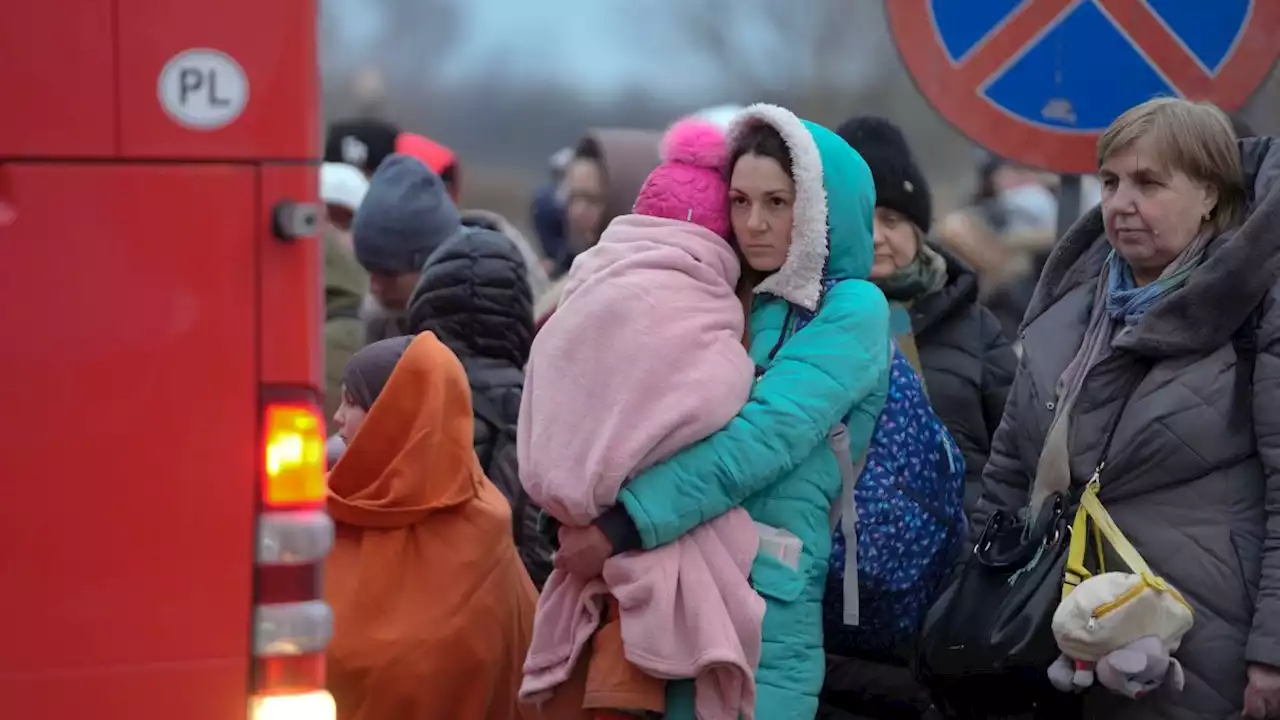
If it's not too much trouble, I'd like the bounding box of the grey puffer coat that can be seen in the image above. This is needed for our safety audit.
[973,137,1280,720]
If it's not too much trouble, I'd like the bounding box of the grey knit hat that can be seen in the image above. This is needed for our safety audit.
[352,153,462,275]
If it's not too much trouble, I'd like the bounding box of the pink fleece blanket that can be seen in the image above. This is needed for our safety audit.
[518,214,765,719]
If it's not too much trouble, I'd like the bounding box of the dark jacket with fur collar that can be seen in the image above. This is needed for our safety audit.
[973,137,1280,720]
[912,245,1016,514]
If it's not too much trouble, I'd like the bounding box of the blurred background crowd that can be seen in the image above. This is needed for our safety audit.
[317,0,1279,341]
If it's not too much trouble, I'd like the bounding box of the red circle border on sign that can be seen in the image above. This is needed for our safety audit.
[887,0,1280,173]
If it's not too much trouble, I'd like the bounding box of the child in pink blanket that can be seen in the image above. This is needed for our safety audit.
[518,118,766,720]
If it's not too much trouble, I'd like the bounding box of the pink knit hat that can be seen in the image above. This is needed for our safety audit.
[632,118,731,239]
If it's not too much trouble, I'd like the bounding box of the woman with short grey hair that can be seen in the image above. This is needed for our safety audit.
[968,97,1280,718]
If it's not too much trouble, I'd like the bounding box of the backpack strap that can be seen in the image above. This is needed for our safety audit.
[825,339,896,628]
[828,423,864,628]
[826,337,896,535]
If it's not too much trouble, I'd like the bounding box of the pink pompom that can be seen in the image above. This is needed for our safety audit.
[660,118,728,171]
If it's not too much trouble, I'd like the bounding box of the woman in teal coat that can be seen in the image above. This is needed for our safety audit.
[557,104,891,718]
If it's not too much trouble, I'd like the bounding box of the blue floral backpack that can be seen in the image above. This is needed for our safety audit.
[823,340,967,660]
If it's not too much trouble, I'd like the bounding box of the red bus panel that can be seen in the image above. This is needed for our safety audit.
[0,3,118,157]
[0,163,258,719]
[259,164,323,387]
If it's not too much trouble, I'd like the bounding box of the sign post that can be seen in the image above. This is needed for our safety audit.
[1056,175,1082,241]
[887,0,1280,191]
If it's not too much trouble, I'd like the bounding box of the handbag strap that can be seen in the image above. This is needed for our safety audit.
[1088,363,1147,484]
[1061,364,1148,600]
[1063,483,1136,599]
[1062,482,1192,605]
[1078,485,1149,577]
[1063,504,1106,600]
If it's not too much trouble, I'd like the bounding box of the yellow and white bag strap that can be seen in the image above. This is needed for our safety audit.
[1063,477,1191,612]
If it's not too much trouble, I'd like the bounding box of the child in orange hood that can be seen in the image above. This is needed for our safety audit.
[325,332,587,720]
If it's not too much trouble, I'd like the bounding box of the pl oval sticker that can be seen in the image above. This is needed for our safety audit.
[157,48,249,131]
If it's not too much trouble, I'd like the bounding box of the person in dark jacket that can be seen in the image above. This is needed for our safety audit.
[406,227,553,588]
[531,146,574,276]
[387,136,556,307]
[839,116,1017,513]
[323,226,368,438]
[534,128,662,331]
[818,116,1017,719]
[352,154,464,345]
[324,118,400,178]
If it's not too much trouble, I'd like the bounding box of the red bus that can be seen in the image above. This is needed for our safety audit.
[0,2,334,718]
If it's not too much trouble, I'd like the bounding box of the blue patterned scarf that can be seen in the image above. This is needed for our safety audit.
[1104,241,1207,325]
[1030,236,1208,510]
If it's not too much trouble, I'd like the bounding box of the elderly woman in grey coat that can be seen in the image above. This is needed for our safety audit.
[973,97,1280,719]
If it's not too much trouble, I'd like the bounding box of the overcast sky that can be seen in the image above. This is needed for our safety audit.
[321,0,890,98]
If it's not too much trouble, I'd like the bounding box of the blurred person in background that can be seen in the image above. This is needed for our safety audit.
[534,128,662,330]
[321,161,369,234]
[395,131,463,203]
[325,118,400,178]
[966,98,1280,720]
[323,225,368,449]
[934,154,1059,344]
[352,154,463,344]
[531,146,575,276]
[405,220,554,588]
[325,333,544,720]
[977,155,1060,236]
[816,116,1016,720]
[838,116,1016,515]
[321,163,371,459]
[462,206,553,304]
[398,130,553,302]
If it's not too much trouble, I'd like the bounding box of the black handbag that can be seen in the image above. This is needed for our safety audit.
[915,492,1073,716]
[915,366,1145,718]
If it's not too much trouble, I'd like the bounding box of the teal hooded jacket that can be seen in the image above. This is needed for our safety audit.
[616,104,891,718]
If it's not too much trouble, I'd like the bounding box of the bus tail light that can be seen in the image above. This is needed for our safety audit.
[252,396,335,720]
[263,403,326,509]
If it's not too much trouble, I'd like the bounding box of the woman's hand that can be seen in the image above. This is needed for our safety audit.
[1244,663,1280,718]
[554,525,613,578]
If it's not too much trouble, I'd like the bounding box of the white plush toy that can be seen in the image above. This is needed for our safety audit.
[1048,570,1193,698]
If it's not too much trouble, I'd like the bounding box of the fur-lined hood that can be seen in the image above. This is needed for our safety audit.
[1023,136,1280,358]
[727,104,877,311]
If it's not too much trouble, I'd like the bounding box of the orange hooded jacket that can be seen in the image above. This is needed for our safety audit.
[324,332,542,720]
